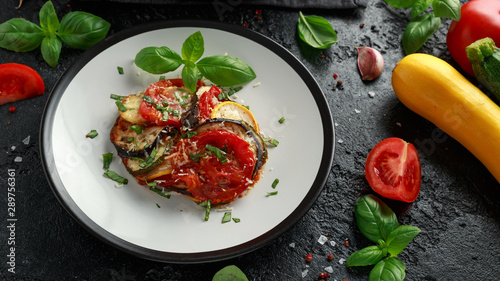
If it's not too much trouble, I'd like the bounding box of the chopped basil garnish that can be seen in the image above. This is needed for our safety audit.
[232,218,241,223]
[227,86,243,96]
[272,178,279,189]
[159,75,165,81]
[205,144,227,164]
[102,152,113,169]
[117,66,124,74]
[278,117,285,124]
[115,100,128,112]
[103,170,128,184]
[217,91,229,101]
[174,91,188,106]
[86,129,98,139]
[150,186,171,198]
[143,95,155,105]
[129,125,144,134]
[139,148,157,168]
[181,131,198,139]
[222,212,232,223]
[263,137,279,147]
[110,94,126,101]
[199,200,211,221]
[189,153,206,163]
[266,191,278,197]
[156,203,161,208]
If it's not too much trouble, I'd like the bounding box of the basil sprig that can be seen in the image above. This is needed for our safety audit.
[134,31,257,93]
[347,194,420,281]
[0,1,110,67]
[384,0,461,54]
[297,11,338,49]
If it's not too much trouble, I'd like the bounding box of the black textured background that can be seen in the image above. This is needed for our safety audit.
[1,0,499,280]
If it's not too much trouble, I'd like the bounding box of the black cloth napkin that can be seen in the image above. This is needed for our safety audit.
[93,0,368,9]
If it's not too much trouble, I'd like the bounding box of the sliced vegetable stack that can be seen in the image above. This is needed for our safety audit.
[110,79,267,205]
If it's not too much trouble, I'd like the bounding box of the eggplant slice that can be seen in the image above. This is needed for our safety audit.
[110,116,176,158]
[193,118,267,178]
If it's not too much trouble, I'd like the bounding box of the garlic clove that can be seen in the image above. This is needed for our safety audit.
[356,46,384,80]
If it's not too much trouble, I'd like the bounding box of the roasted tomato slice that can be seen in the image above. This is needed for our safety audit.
[198,85,227,120]
[0,63,45,105]
[169,129,256,204]
[139,79,203,127]
[365,137,421,203]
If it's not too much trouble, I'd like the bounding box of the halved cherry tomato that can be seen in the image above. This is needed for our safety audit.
[139,79,203,127]
[365,137,421,203]
[197,85,227,120]
[0,63,45,105]
[169,129,255,204]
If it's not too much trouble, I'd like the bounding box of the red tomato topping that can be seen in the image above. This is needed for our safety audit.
[197,85,225,120]
[138,79,203,127]
[0,63,45,105]
[365,137,421,202]
[169,129,255,204]
[446,0,500,76]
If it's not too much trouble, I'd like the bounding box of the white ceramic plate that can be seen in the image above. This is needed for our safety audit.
[41,20,334,263]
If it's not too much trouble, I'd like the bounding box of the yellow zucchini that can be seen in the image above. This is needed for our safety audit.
[391,53,500,183]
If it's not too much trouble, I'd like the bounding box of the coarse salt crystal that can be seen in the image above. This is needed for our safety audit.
[396,122,402,127]
[22,135,30,145]
[337,139,344,144]
[14,156,22,163]
[301,269,309,278]
[330,241,337,247]
[334,122,339,126]
[368,91,376,98]
[339,258,346,264]
[324,266,333,273]
[318,235,328,245]
[11,146,16,151]
[289,242,295,248]
[354,109,361,114]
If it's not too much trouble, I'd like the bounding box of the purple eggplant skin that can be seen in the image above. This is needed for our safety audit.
[110,116,176,158]
[192,118,267,178]
[180,93,199,132]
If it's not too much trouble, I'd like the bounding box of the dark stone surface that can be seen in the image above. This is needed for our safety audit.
[0,0,499,280]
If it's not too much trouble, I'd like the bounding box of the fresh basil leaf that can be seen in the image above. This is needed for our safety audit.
[41,35,62,68]
[368,257,406,281]
[297,11,337,49]
[197,55,256,86]
[402,14,441,54]
[212,265,249,281]
[386,225,421,256]
[411,0,433,18]
[135,46,183,74]
[182,31,204,63]
[182,62,199,93]
[432,0,461,21]
[384,0,416,9]
[354,194,399,243]
[40,0,60,34]
[346,245,386,267]
[0,18,44,52]
[58,11,110,50]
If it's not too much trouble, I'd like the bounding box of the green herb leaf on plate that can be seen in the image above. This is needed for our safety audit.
[354,194,398,243]
[368,257,406,281]
[212,265,249,281]
[57,11,110,50]
[297,11,338,49]
[346,245,386,267]
[135,46,183,74]
[386,225,421,256]
[182,30,204,63]
[0,18,44,52]
[197,55,257,86]
[402,13,441,55]
[39,1,60,34]
[181,61,199,93]
[432,0,461,21]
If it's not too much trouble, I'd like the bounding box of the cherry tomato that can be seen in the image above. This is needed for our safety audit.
[365,138,421,203]
[169,129,255,204]
[197,85,226,120]
[138,78,203,127]
[0,63,45,105]
[446,0,500,76]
